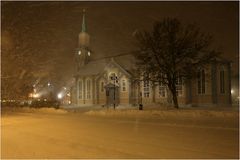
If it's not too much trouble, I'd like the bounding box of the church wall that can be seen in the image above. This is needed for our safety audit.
[98,78,107,105]
[76,76,95,106]
[139,81,154,104]
[70,85,77,105]
[154,85,188,105]
[84,77,94,105]
[154,85,168,105]
[215,63,231,105]
[190,66,213,106]
[190,63,231,106]
[119,76,130,104]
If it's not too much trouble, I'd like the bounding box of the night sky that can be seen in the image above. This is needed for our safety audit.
[1,1,239,90]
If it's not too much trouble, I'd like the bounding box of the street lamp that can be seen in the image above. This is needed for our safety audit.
[110,73,118,110]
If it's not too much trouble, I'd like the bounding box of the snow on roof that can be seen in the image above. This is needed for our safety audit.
[77,59,108,76]
[76,54,136,76]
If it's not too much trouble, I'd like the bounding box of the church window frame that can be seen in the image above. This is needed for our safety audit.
[78,79,83,99]
[197,69,205,94]
[159,81,166,98]
[220,67,225,94]
[143,80,150,98]
[176,73,183,97]
[86,79,91,99]
[122,79,127,92]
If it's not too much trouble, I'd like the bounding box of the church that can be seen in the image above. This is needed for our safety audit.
[70,11,232,108]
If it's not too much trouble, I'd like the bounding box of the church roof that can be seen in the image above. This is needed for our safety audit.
[76,54,136,77]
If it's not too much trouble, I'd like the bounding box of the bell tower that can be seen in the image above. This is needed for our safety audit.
[76,9,91,71]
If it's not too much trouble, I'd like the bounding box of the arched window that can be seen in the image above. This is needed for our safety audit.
[122,79,127,92]
[86,79,91,99]
[197,69,205,94]
[78,80,83,99]
[220,67,225,94]
[176,73,183,96]
[159,81,166,97]
[143,81,150,97]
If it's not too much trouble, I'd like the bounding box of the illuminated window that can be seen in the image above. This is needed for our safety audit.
[86,79,91,99]
[122,79,126,91]
[197,69,205,94]
[220,69,225,94]
[143,81,150,97]
[78,80,83,99]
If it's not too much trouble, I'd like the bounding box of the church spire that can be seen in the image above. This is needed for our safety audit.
[81,9,86,32]
[77,9,91,69]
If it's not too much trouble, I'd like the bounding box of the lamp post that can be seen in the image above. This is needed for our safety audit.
[110,73,118,110]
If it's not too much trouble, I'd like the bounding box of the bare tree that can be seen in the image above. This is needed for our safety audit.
[133,18,219,108]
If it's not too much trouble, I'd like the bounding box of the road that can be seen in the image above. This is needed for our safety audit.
[1,110,239,159]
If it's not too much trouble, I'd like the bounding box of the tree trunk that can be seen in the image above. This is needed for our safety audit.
[172,91,179,109]
[168,83,179,109]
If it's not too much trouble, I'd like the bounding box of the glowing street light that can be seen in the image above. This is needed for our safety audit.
[32,93,39,98]
[48,82,51,87]
[78,50,81,55]
[57,93,63,99]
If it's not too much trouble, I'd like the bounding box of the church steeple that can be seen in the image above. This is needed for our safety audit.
[76,9,91,71]
[78,9,90,47]
[81,9,86,32]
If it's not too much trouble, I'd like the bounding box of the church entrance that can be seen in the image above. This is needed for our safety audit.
[105,83,119,107]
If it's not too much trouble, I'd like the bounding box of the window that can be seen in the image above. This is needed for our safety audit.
[197,69,205,94]
[86,79,91,99]
[143,81,150,97]
[122,79,126,91]
[78,80,83,99]
[159,81,165,97]
[176,74,183,96]
[220,69,225,93]
[100,81,104,92]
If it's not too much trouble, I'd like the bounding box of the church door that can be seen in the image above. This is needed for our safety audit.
[105,84,119,106]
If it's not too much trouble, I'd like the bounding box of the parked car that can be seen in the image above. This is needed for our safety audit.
[30,99,60,109]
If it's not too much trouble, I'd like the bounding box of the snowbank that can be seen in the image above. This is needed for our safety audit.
[1,106,67,115]
[85,108,239,119]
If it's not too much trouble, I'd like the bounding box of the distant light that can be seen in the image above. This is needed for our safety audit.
[67,93,70,96]
[48,82,51,87]
[231,89,234,94]
[63,87,67,90]
[57,93,63,99]
[68,101,71,104]
[33,93,39,98]
[44,99,47,101]
[78,50,81,55]
[88,51,90,56]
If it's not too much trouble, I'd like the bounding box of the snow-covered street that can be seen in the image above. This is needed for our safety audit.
[1,107,239,159]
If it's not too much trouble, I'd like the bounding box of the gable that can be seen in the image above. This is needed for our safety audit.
[96,58,132,81]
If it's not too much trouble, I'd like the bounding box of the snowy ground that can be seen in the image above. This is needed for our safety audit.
[1,106,239,159]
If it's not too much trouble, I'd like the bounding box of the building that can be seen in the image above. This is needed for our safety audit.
[71,11,232,107]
